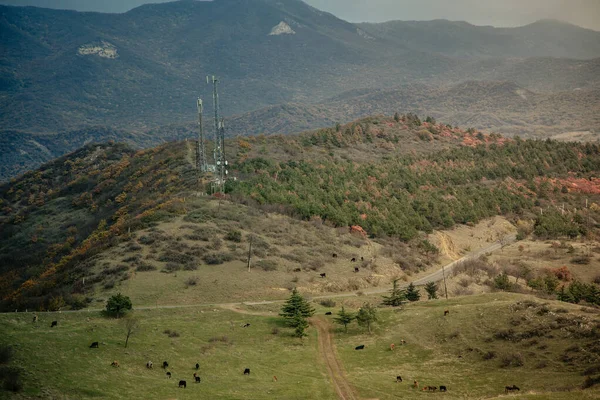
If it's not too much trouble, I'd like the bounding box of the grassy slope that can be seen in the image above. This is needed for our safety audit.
[2,293,600,399]
[332,293,600,399]
[1,307,333,400]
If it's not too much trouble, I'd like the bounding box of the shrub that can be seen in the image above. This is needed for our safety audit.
[158,250,194,264]
[271,327,279,335]
[162,262,181,273]
[136,263,157,272]
[482,351,497,360]
[168,331,180,338]
[571,256,591,265]
[225,230,242,243]
[256,260,277,271]
[500,353,524,368]
[183,262,198,271]
[319,299,336,308]
[203,253,224,265]
[493,273,512,291]
[185,277,198,287]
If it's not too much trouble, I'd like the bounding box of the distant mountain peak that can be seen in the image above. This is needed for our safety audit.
[269,21,296,35]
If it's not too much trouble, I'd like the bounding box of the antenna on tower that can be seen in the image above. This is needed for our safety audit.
[196,98,207,172]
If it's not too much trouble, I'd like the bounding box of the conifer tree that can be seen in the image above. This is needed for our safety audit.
[356,303,378,334]
[333,306,355,332]
[405,282,421,302]
[382,279,406,307]
[424,281,438,300]
[280,288,315,327]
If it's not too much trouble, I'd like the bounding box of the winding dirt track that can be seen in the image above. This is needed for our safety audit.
[312,317,359,400]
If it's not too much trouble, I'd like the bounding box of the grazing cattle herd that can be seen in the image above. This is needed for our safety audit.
[30,302,523,396]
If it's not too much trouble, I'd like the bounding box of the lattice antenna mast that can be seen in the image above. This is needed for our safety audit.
[196,98,207,172]
[208,75,227,193]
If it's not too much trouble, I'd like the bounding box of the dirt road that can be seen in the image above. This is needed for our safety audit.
[312,317,359,400]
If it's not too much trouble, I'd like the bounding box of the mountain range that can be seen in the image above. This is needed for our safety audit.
[1,0,600,180]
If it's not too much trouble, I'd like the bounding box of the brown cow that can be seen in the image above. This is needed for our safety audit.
[444,310,450,316]
[390,344,395,351]
[111,361,120,367]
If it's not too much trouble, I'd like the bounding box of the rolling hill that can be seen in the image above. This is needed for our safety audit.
[1,113,600,313]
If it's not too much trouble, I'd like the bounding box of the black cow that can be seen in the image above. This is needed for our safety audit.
[178,380,186,388]
[163,361,169,369]
[195,363,200,370]
[360,257,364,261]
[320,273,326,278]
[243,323,251,328]
[166,372,171,379]
[505,385,519,394]
[396,376,402,383]
[293,268,302,272]
[50,321,57,328]
[351,258,356,262]
[354,267,359,273]
[325,312,332,315]
[355,345,365,350]
[89,342,99,348]
[332,253,338,258]
[195,376,201,383]
[244,368,250,375]
[440,386,447,392]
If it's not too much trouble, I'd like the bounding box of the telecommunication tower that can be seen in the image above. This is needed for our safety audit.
[207,75,228,193]
[196,98,207,172]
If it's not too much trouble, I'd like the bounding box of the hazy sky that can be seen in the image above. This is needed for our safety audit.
[1,0,599,30]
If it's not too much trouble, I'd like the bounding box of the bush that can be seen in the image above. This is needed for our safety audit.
[500,353,524,368]
[203,253,224,265]
[185,277,198,287]
[571,256,591,265]
[482,351,496,360]
[256,260,277,271]
[225,230,242,243]
[319,299,336,308]
[136,263,157,272]
[162,262,181,273]
[494,273,512,291]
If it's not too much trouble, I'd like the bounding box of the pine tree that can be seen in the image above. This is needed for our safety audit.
[280,288,315,327]
[293,312,309,338]
[405,282,421,302]
[356,303,378,334]
[382,279,406,307]
[333,306,355,332]
[424,281,438,300]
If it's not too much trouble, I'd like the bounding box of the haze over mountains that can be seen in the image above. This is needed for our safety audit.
[1,0,600,179]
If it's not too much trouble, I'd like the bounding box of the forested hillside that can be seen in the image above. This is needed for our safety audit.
[1,114,599,311]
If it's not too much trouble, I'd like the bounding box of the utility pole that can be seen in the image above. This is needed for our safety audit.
[247,236,253,272]
[442,265,449,300]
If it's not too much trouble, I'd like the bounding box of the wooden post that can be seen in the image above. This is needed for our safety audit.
[442,265,449,300]
[247,236,253,272]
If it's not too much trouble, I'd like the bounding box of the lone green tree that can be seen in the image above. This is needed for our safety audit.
[405,282,421,302]
[356,303,378,334]
[333,306,355,332]
[424,281,438,300]
[382,279,406,307]
[106,293,132,318]
[280,288,315,337]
